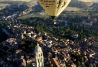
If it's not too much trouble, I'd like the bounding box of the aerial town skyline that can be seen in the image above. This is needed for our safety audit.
[0,0,98,67]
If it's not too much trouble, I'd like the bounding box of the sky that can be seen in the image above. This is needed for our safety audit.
[0,0,31,2]
[79,0,98,2]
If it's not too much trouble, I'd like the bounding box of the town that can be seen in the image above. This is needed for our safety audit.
[0,10,98,67]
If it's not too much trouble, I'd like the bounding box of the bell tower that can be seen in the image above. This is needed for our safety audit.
[35,44,44,67]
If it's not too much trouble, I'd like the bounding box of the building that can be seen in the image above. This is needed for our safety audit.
[35,44,44,67]
[50,58,60,67]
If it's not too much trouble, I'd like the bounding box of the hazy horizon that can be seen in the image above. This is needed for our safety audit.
[79,0,98,2]
[0,0,31,2]
[0,0,98,3]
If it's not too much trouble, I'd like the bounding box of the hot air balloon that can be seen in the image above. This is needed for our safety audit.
[38,0,71,24]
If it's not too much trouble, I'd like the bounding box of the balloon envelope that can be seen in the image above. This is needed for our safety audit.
[38,0,71,17]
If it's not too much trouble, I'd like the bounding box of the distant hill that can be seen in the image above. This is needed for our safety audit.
[70,0,93,8]
[0,0,37,16]
[0,0,98,19]
[90,3,98,11]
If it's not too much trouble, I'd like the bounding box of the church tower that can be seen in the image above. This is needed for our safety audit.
[35,44,44,67]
